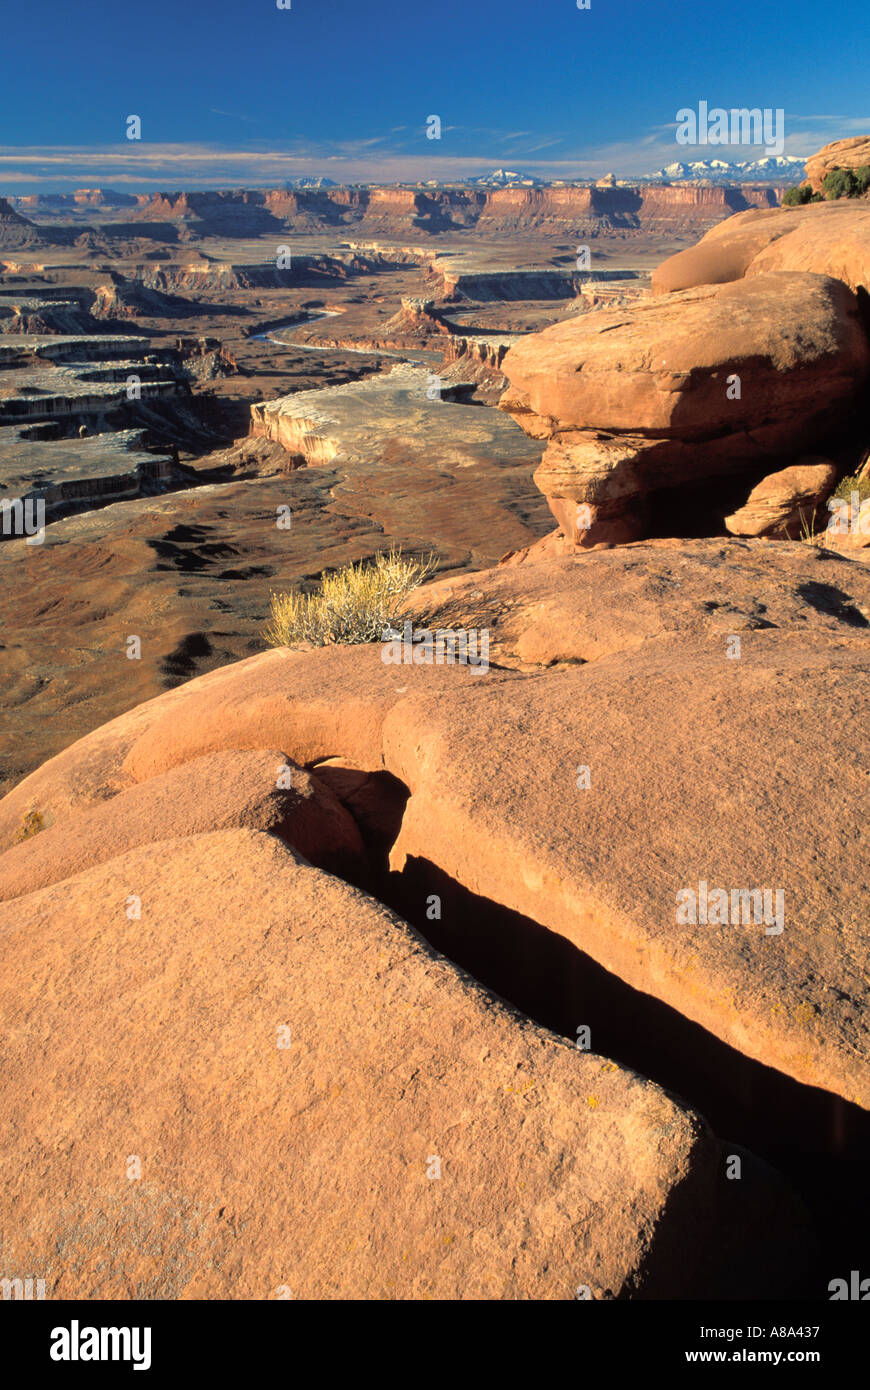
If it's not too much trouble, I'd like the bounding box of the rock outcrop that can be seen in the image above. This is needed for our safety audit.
[724,458,838,538]
[2,611,867,1110]
[816,457,870,554]
[441,333,512,373]
[382,633,870,1110]
[247,363,549,565]
[401,535,870,667]
[651,201,870,298]
[499,272,870,547]
[0,748,364,902]
[0,198,44,250]
[0,648,486,845]
[0,825,807,1298]
[805,136,870,193]
[382,297,451,340]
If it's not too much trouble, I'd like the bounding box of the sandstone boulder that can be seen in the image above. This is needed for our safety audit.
[805,136,870,194]
[0,646,498,849]
[383,629,870,1107]
[651,201,870,298]
[0,827,804,1299]
[724,458,838,538]
[500,273,870,547]
[401,536,870,667]
[0,749,364,903]
[2,573,866,1113]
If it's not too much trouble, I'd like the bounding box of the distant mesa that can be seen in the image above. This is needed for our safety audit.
[0,197,49,249]
[10,188,138,212]
[0,196,34,226]
[2,172,794,248]
[110,182,780,241]
[68,187,138,208]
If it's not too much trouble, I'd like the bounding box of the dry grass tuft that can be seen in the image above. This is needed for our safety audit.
[264,547,435,648]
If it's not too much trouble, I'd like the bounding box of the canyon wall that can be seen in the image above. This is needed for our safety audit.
[2,184,782,249]
[12,189,138,212]
[0,198,46,250]
[122,184,780,238]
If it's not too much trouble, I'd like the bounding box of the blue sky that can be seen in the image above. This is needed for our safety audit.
[2,0,870,188]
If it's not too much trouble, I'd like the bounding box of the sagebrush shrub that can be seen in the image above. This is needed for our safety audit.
[264,548,435,647]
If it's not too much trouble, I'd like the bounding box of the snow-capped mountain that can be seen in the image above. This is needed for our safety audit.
[283,177,338,190]
[649,156,806,184]
[461,168,542,187]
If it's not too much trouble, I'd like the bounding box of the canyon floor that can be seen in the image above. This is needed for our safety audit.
[0,217,684,790]
[1,183,867,1301]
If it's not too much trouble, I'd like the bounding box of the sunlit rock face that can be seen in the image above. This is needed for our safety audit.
[500,272,870,547]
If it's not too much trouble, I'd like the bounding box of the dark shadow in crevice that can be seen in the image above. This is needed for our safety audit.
[307,762,867,1298]
[376,854,868,1298]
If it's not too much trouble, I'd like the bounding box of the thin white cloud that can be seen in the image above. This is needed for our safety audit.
[519,138,565,154]
[1,111,864,190]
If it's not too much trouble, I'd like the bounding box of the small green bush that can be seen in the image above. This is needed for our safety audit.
[264,547,435,648]
[854,165,870,194]
[832,468,870,507]
[823,167,860,200]
[783,183,813,206]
